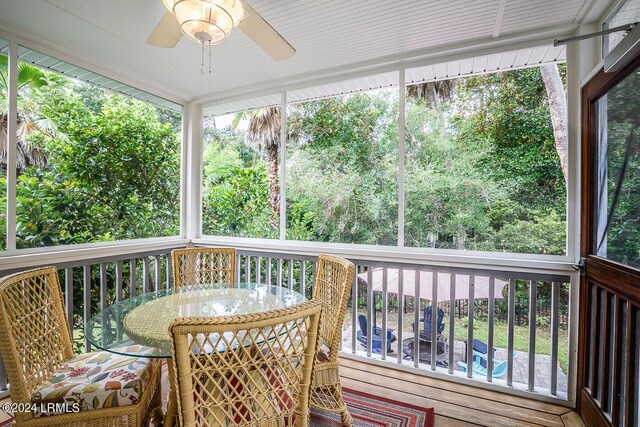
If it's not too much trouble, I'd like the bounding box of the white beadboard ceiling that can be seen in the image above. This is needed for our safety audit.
[204,44,565,116]
[0,0,614,105]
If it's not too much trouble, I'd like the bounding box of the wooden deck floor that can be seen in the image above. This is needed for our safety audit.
[339,357,584,427]
[0,357,585,426]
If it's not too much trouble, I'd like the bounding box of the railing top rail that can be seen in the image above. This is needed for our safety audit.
[217,246,572,283]
[0,246,180,277]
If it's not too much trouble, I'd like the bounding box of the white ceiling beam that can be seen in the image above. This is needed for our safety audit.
[196,23,577,107]
[493,0,508,39]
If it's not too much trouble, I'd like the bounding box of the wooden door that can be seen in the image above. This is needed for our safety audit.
[579,53,640,427]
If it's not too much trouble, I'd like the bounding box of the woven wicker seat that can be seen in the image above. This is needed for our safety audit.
[168,300,321,427]
[0,266,162,427]
[309,254,356,426]
[171,247,237,289]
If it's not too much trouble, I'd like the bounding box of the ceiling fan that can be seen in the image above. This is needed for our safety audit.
[147,0,295,61]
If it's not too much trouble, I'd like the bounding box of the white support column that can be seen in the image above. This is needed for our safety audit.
[565,22,600,405]
[279,91,287,240]
[6,40,17,251]
[566,22,600,263]
[184,102,203,241]
[397,69,406,247]
[179,104,188,239]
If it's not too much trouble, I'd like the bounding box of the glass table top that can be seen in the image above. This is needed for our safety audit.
[85,283,308,358]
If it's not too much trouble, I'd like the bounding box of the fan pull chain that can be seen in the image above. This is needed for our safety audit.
[200,42,204,74]
[209,41,212,74]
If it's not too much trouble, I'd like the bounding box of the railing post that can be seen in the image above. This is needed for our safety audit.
[83,265,91,352]
[381,267,388,360]
[142,257,151,293]
[129,259,136,298]
[448,273,455,374]
[166,253,173,289]
[154,255,162,292]
[397,267,404,364]
[287,259,294,291]
[115,261,123,303]
[487,277,495,383]
[528,281,537,391]
[367,267,374,357]
[100,263,108,311]
[466,275,475,378]
[351,265,358,355]
[300,260,306,297]
[413,270,420,367]
[431,271,438,370]
[266,257,272,286]
[507,279,516,386]
[65,267,74,339]
[550,281,559,395]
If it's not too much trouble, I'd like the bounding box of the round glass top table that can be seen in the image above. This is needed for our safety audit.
[85,283,308,358]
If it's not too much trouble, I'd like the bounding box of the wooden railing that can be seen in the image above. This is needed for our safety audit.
[0,245,576,404]
[580,258,640,426]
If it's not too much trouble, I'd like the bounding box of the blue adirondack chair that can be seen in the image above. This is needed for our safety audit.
[412,306,445,341]
[356,314,396,354]
[457,353,515,378]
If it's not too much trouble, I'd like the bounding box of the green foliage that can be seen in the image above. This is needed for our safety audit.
[402,67,567,252]
[285,91,399,245]
[0,78,181,249]
[455,68,566,213]
[202,69,567,254]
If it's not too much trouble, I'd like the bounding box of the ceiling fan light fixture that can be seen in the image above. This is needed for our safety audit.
[162,0,244,45]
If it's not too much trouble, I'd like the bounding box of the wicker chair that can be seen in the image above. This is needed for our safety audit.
[168,300,321,427]
[0,266,162,427]
[309,254,356,426]
[171,247,237,289]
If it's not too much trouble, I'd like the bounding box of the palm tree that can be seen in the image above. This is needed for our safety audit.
[0,56,64,171]
[233,106,281,229]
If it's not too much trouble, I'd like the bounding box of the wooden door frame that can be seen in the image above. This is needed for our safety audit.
[579,52,640,426]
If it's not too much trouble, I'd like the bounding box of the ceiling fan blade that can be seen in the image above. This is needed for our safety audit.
[238,3,295,61]
[147,11,183,48]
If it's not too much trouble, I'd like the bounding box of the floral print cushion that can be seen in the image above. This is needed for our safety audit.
[31,346,154,417]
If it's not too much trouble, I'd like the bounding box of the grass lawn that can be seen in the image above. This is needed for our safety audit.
[450,317,569,373]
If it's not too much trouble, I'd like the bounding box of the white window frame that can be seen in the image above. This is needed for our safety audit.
[197,53,578,274]
[0,30,189,272]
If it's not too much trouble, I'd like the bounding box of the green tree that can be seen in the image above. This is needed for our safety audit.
[0,57,66,170]
[233,107,281,230]
[12,86,180,248]
[286,91,399,245]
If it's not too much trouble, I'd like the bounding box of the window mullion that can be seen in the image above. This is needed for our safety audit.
[279,91,287,241]
[6,40,17,251]
[398,68,406,248]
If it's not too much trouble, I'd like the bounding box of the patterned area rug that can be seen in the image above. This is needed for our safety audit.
[161,362,433,426]
[310,388,434,427]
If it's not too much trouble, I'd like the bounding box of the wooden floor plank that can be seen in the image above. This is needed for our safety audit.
[341,367,563,427]
[340,357,569,415]
[0,358,582,427]
[561,411,586,427]
[339,357,580,427]
[434,414,481,427]
[342,376,546,427]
